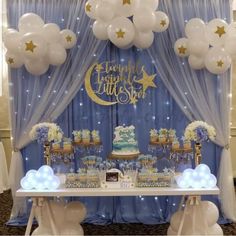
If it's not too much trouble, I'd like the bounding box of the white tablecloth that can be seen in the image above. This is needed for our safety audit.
[0,141,9,193]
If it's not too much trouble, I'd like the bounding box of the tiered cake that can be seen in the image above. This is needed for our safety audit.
[112,125,139,155]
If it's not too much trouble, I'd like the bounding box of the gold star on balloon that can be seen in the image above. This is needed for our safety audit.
[137,69,157,93]
[86,3,92,12]
[95,64,103,72]
[66,35,72,42]
[217,60,224,67]
[215,26,226,37]
[7,57,14,64]
[116,29,125,38]
[25,40,37,53]
[123,0,131,5]
[160,20,166,27]
[178,45,187,55]
[130,96,138,105]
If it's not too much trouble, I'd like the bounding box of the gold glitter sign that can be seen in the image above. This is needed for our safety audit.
[85,61,157,106]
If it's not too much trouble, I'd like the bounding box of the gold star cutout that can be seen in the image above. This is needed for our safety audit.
[130,96,138,105]
[25,40,37,53]
[123,0,131,5]
[217,60,224,67]
[178,45,187,55]
[160,20,166,27]
[116,29,125,38]
[215,26,226,37]
[95,64,103,72]
[137,69,157,93]
[86,3,91,12]
[66,35,72,42]
[7,57,14,64]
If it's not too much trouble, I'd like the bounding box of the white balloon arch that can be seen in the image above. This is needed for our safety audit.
[85,0,169,49]
[3,13,77,76]
[174,18,234,75]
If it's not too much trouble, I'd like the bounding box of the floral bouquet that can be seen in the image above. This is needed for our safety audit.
[30,122,63,144]
[184,121,216,143]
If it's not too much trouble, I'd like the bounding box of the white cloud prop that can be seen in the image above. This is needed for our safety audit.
[174,17,233,75]
[3,13,77,76]
[176,164,217,189]
[20,165,60,190]
[85,0,169,49]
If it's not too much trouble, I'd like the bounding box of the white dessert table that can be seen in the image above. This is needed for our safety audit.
[16,186,220,236]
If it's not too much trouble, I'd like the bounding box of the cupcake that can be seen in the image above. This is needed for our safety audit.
[168,129,176,142]
[159,134,167,143]
[82,129,90,144]
[91,130,101,144]
[150,129,158,142]
[172,138,180,150]
[52,142,60,150]
[159,128,168,142]
[72,130,82,143]
[183,139,191,149]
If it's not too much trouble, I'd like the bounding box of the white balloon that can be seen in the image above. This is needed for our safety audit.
[174,37,189,57]
[42,23,61,43]
[85,0,98,19]
[224,34,236,60]
[18,13,44,34]
[226,22,236,36]
[60,223,84,236]
[60,29,77,49]
[65,201,87,223]
[3,28,16,42]
[185,18,206,39]
[195,164,211,175]
[115,0,139,17]
[134,30,154,49]
[167,226,177,235]
[48,43,67,66]
[25,58,49,76]
[133,7,156,32]
[187,39,209,57]
[5,51,24,68]
[95,1,115,22]
[206,18,228,47]
[201,201,219,226]
[3,29,22,53]
[176,176,190,188]
[137,0,159,10]
[107,17,135,48]
[188,55,205,70]
[92,20,109,40]
[153,11,169,32]
[20,32,48,59]
[20,177,33,190]
[204,47,231,74]
[207,224,223,235]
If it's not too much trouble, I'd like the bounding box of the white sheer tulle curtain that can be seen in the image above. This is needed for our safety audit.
[8,0,107,220]
[148,0,236,221]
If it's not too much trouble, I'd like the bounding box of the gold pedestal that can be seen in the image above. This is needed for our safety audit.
[44,142,51,165]
[194,142,202,166]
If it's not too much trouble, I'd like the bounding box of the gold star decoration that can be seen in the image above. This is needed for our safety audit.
[136,69,157,93]
[66,35,72,42]
[160,20,166,27]
[7,57,14,64]
[116,29,125,39]
[178,45,187,55]
[25,40,37,53]
[95,64,103,72]
[215,26,226,37]
[130,96,138,105]
[217,60,224,67]
[86,3,91,12]
[123,0,131,5]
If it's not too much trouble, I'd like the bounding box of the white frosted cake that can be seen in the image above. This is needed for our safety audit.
[112,125,139,155]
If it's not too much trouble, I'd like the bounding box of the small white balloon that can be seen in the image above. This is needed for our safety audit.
[25,58,49,76]
[48,43,67,66]
[204,47,231,74]
[115,0,139,17]
[137,0,159,10]
[224,34,236,60]
[133,7,156,32]
[167,226,177,235]
[18,13,44,34]
[95,1,115,22]
[188,55,205,70]
[206,18,228,47]
[201,201,219,226]
[107,17,135,48]
[3,29,22,53]
[60,29,77,49]
[92,20,109,40]
[185,18,206,39]
[134,30,154,49]
[187,39,209,57]
[65,202,87,223]
[42,23,61,43]
[226,22,236,36]
[174,37,189,57]
[153,11,169,32]
[5,51,24,68]
[207,224,223,235]
[85,0,98,19]
[60,223,84,236]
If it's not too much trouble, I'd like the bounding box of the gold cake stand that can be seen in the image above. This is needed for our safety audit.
[72,141,102,147]
[108,152,140,160]
[171,148,193,153]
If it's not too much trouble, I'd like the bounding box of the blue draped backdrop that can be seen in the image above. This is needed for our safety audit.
[7,0,229,225]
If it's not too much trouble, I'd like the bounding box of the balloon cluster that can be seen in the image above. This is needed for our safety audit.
[3,13,77,76]
[85,0,169,49]
[174,18,233,75]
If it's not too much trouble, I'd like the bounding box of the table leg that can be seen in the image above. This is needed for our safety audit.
[25,198,37,236]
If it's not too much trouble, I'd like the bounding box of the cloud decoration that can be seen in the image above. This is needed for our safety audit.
[3,13,77,76]
[20,165,60,190]
[176,164,217,189]
[85,0,169,49]
[174,18,234,75]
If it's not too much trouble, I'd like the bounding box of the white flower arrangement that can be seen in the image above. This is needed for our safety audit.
[184,121,216,142]
[30,122,63,144]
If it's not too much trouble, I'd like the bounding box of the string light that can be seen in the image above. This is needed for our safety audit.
[98,121,101,125]
[25,157,29,161]
[65,90,68,94]
[184,92,188,95]
[152,116,156,120]
[81,88,84,91]
[80,102,83,106]
[26,89,29,93]
[52,102,56,106]
[149,102,152,106]
[182,62,185,65]
[61,18,65,22]
[77,17,80,21]
[53,90,57,93]
[93,53,97,57]
[151,60,155,64]
[184,19,188,23]
[9,97,13,100]
[231,107,234,111]
[48,76,51,79]
[38,95,41,98]
[28,104,31,106]
[133,104,137,109]
[160,209,163,212]
[120,58,125,62]
[228,93,232,98]
[14,112,17,114]
[166,101,170,105]
[155,197,158,200]
[184,106,187,109]
[77,31,80,35]
[173,203,176,206]
[166,116,170,120]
